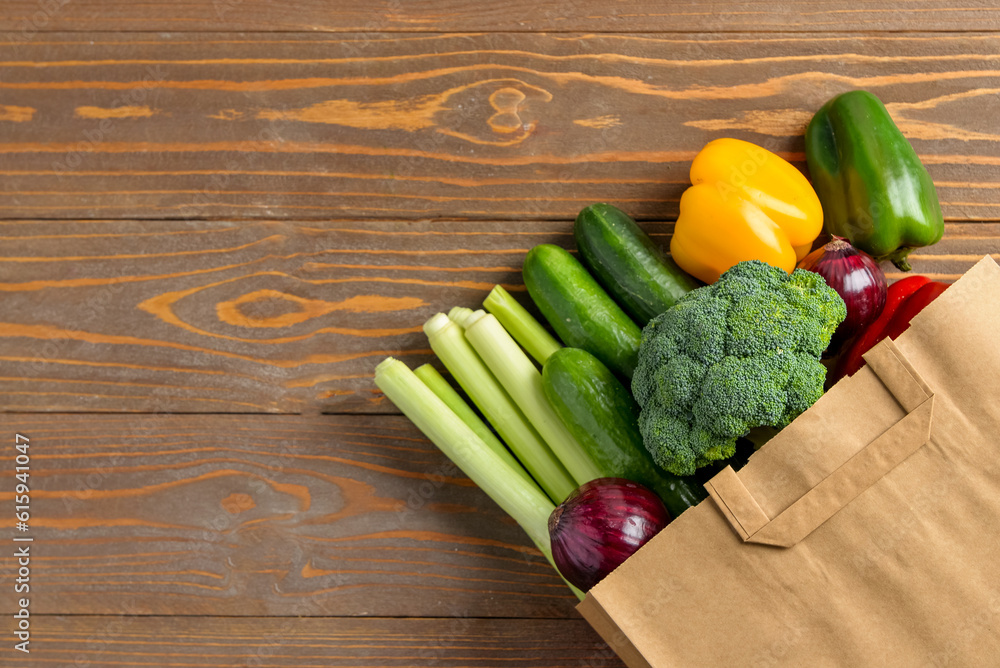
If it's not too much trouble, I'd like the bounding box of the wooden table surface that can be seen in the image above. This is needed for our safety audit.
[1,2,999,666]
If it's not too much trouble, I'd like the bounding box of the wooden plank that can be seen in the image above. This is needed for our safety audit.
[0,218,567,413]
[0,616,625,668]
[2,219,997,413]
[1,32,999,221]
[0,413,581,617]
[0,0,998,34]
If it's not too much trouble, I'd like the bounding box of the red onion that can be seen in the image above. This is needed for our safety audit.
[797,236,887,349]
[548,478,670,591]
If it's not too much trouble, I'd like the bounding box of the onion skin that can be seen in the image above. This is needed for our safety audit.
[797,237,888,350]
[548,478,670,591]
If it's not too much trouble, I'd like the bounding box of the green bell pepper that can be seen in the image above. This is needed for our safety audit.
[805,90,943,271]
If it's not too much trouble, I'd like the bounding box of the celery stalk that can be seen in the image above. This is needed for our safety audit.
[374,359,553,551]
[448,306,476,328]
[463,311,603,486]
[376,357,584,601]
[424,313,576,504]
[413,363,533,487]
[483,285,562,365]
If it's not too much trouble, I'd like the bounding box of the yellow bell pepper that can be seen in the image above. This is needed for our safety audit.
[670,138,823,284]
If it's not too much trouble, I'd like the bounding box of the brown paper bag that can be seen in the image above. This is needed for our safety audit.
[578,255,1000,668]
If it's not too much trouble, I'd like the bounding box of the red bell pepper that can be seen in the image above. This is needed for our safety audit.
[831,275,947,383]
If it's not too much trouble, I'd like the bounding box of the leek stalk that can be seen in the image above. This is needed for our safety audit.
[483,285,562,365]
[463,310,603,486]
[374,357,583,600]
[448,306,476,328]
[413,363,532,487]
[424,313,575,503]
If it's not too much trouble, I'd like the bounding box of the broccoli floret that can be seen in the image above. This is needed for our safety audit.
[631,260,846,476]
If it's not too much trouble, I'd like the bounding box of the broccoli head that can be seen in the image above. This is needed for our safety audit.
[632,260,845,476]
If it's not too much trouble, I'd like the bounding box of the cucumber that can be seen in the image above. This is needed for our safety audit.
[523,244,642,378]
[542,347,707,517]
[575,203,701,326]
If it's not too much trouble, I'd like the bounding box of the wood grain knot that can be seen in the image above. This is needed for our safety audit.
[254,79,553,148]
[438,79,553,146]
[221,492,256,514]
[215,290,423,329]
[487,87,528,134]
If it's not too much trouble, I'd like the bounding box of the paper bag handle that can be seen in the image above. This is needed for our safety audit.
[704,338,935,548]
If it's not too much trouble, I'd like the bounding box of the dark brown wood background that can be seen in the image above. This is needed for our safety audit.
[1,3,998,666]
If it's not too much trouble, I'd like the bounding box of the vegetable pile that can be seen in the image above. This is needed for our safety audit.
[373,89,947,595]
